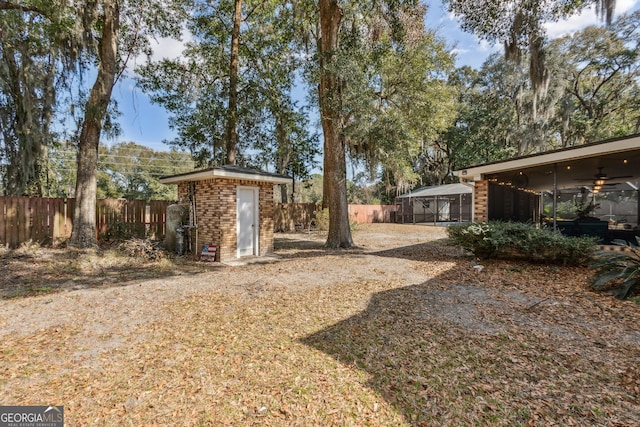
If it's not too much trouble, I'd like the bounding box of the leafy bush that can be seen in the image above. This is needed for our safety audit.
[314,208,329,231]
[591,239,640,300]
[447,223,494,257]
[447,221,598,266]
[313,208,358,232]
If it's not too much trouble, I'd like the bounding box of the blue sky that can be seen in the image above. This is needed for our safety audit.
[110,0,640,153]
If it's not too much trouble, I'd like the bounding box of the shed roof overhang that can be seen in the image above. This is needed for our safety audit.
[453,134,640,192]
[160,165,293,185]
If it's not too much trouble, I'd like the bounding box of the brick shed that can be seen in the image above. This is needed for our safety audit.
[160,165,292,262]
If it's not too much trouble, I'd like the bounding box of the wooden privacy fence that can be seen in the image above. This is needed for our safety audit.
[274,203,319,231]
[2,199,398,247]
[0,197,174,248]
[348,204,397,224]
[274,203,397,231]
[0,197,68,249]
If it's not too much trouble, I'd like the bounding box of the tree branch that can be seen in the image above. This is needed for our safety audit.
[0,1,46,14]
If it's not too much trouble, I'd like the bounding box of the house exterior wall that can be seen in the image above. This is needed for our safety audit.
[177,178,275,262]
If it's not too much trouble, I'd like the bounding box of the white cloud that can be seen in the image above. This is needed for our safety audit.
[477,38,496,53]
[544,0,639,39]
[544,6,599,38]
[616,0,639,14]
[123,28,191,74]
[149,30,191,62]
[450,47,469,56]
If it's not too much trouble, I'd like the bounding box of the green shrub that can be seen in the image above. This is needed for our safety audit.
[591,239,640,300]
[447,221,598,266]
[312,208,358,232]
[447,222,494,257]
[314,208,329,231]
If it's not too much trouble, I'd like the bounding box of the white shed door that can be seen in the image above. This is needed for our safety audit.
[237,187,258,257]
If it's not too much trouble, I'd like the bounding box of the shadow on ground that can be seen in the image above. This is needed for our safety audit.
[371,241,464,262]
[300,268,640,425]
[274,235,370,260]
[275,233,459,263]
[274,235,326,250]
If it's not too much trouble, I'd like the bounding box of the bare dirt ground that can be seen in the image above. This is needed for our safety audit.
[0,223,639,426]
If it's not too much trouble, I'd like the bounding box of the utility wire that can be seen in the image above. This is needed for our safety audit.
[51,151,194,163]
[49,168,175,177]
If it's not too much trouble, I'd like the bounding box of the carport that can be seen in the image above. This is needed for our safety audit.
[454,134,640,241]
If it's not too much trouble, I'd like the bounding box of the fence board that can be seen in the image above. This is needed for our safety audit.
[17,197,25,244]
[52,198,67,243]
[63,198,73,241]
[33,199,50,243]
[31,198,43,243]
[149,200,172,239]
[51,198,62,241]
[0,197,5,247]
[41,198,48,242]
[8,197,18,248]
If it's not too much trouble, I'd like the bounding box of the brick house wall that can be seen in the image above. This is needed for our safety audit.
[177,178,275,262]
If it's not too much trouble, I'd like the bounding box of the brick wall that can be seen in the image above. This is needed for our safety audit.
[474,180,489,222]
[177,178,275,262]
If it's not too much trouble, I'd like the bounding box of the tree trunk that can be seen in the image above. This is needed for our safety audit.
[69,0,119,248]
[319,0,352,248]
[225,0,242,165]
[275,114,290,203]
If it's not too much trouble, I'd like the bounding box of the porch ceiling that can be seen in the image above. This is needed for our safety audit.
[455,134,640,192]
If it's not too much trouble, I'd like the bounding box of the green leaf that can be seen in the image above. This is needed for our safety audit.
[614,277,640,300]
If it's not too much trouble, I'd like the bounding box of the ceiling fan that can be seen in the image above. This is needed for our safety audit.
[577,167,632,184]
[577,167,632,193]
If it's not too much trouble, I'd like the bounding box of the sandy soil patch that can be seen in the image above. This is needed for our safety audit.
[0,224,638,426]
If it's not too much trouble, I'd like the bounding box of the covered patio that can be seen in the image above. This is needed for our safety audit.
[454,134,640,243]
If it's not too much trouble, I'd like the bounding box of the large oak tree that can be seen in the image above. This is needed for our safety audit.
[315,0,456,247]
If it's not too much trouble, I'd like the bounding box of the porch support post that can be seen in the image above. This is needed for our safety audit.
[539,191,544,227]
[625,182,640,229]
[411,197,415,224]
[474,180,489,222]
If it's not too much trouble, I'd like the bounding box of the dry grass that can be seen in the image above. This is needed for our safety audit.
[0,224,639,426]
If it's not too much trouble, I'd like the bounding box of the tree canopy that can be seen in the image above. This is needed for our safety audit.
[136,0,319,190]
[443,0,618,100]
